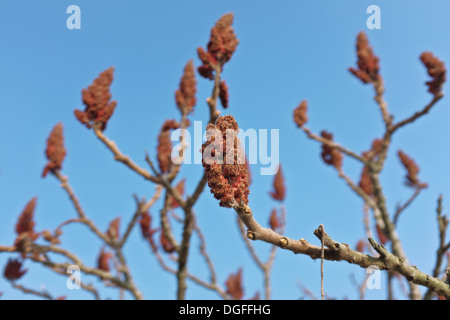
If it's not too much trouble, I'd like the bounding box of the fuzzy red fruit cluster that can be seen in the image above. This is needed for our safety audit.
[397,150,428,189]
[420,52,446,95]
[42,123,66,178]
[225,268,244,300]
[269,165,285,202]
[320,131,343,170]
[14,198,39,257]
[74,67,117,131]
[358,138,383,197]
[157,119,180,174]
[348,32,380,84]
[3,259,27,281]
[175,60,197,115]
[197,13,239,79]
[202,115,249,207]
[293,100,308,128]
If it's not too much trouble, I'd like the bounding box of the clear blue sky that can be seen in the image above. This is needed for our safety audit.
[1,0,450,300]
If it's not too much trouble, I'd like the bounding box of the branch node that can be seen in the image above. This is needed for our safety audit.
[279,237,288,248]
[241,205,252,215]
[246,230,255,240]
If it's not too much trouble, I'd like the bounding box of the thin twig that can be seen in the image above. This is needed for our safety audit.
[187,172,207,207]
[167,113,189,182]
[297,281,318,300]
[160,191,180,252]
[337,168,377,209]
[146,232,230,299]
[120,186,163,248]
[373,77,393,131]
[10,282,54,300]
[193,215,218,285]
[51,266,101,300]
[393,187,422,225]
[94,128,158,183]
[391,92,444,133]
[145,152,187,209]
[54,218,84,234]
[206,64,223,124]
[237,218,264,269]
[349,272,370,300]
[319,224,325,300]
[52,170,111,244]
[2,244,136,297]
[387,271,395,300]
[262,205,286,300]
[362,203,377,256]
[237,204,286,300]
[300,126,367,164]
[113,246,143,300]
[424,194,449,300]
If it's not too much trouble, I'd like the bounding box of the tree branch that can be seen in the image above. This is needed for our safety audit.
[424,195,449,299]
[232,202,450,298]
[94,128,158,183]
[10,282,55,300]
[373,77,393,131]
[52,170,111,244]
[393,186,423,225]
[300,126,367,163]
[369,237,450,298]
[391,92,444,133]
[176,206,195,299]
[119,187,163,248]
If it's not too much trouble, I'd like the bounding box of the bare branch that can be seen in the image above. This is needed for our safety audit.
[366,164,422,299]
[369,237,450,298]
[187,172,207,207]
[424,195,449,299]
[120,186,163,248]
[10,282,54,300]
[300,126,367,163]
[391,92,444,133]
[373,77,393,130]
[297,281,318,300]
[94,128,158,183]
[237,218,265,270]
[145,228,230,299]
[113,246,143,300]
[319,224,325,300]
[192,215,218,285]
[1,244,139,299]
[160,191,180,252]
[52,170,111,244]
[394,187,423,225]
[350,272,370,300]
[206,64,223,124]
[51,266,101,300]
[232,201,450,298]
[176,206,195,299]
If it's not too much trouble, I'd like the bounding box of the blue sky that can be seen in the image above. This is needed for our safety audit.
[1,1,450,300]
